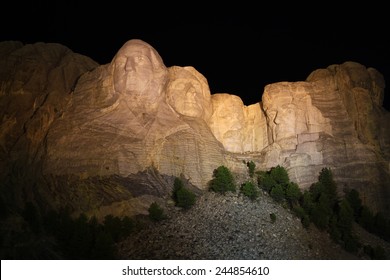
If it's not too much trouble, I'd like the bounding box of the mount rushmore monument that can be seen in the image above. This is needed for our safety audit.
[0,39,389,218]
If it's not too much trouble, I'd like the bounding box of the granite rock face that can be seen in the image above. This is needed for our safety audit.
[1,39,389,216]
[0,41,98,168]
[208,93,268,153]
[304,62,390,212]
[44,42,224,189]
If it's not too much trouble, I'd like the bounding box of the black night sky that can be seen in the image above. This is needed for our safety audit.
[2,1,389,109]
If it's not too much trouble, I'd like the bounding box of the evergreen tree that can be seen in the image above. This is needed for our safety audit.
[172,177,196,209]
[301,190,314,214]
[317,168,338,203]
[103,214,123,242]
[270,165,289,185]
[121,216,135,237]
[285,182,302,206]
[208,165,236,194]
[90,230,116,259]
[337,199,354,235]
[270,184,285,202]
[172,177,185,202]
[358,206,375,232]
[240,181,259,200]
[148,202,166,221]
[258,173,276,193]
[176,187,196,209]
[247,161,256,178]
[345,189,362,218]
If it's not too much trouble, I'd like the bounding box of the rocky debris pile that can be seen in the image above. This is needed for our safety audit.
[117,191,371,260]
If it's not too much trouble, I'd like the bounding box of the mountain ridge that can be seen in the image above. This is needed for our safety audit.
[0,39,389,220]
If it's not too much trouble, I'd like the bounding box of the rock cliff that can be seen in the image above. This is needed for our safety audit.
[0,39,389,216]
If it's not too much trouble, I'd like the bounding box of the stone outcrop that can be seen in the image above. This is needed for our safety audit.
[43,41,224,189]
[256,81,333,190]
[305,62,390,212]
[0,41,98,169]
[0,39,389,216]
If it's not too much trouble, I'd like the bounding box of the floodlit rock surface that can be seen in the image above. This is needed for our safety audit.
[0,39,389,217]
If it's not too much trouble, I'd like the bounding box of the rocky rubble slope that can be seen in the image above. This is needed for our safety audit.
[117,190,390,260]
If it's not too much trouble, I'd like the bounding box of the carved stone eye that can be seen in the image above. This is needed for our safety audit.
[173,82,186,90]
[135,56,144,63]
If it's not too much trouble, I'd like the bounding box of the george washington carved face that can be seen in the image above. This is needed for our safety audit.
[111,39,168,116]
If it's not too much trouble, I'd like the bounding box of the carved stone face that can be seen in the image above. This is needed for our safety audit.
[115,50,154,95]
[263,82,331,146]
[209,93,245,152]
[267,103,299,140]
[111,39,168,116]
[168,79,203,116]
[166,66,212,120]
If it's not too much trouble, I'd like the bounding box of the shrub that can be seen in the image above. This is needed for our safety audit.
[292,205,310,228]
[270,184,285,202]
[307,171,337,232]
[67,213,96,259]
[40,209,128,259]
[121,216,135,236]
[358,206,374,231]
[270,213,276,223]
[301,190,314,214]
[240,181,259,200]
[285,182,302,206]
[101,214,134,242]
[208,165,236,194]
[343,233,361,254]
[246,161,256,178]
[172,177,196,209]
[373,212,390,241]
[258,173,276,193]
[301,213,311,229]
[310,194,334,230]
[317,168,337,203]
[172,177,185,202]
[337,199,354,235]
[345,189,362,218]
[90,230,116,260]
[148,202,166,221]
[103,214,123,242]
[270,165,289,185]
[364,245,387,260]
[328,215,341,242]
[175,187,196,209]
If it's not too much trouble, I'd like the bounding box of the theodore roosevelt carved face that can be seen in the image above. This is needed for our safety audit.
[111,39,168,116]
[208,93,245,153]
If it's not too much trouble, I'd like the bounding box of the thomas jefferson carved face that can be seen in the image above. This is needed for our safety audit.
[166,66,212,120]
[111,39,168,116]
